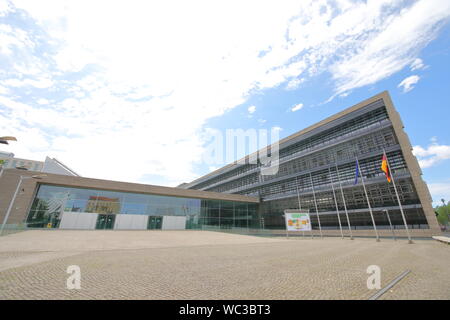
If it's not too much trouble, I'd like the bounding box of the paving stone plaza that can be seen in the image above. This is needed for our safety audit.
[0,230,448,300]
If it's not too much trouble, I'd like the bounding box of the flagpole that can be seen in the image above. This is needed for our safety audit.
[295,176,302,210]
[356,157,380,242]
[309,172,323,239]
[328,167,344,239]
[295,176,305,238]
[383,149,413,244]
[335,162,353,240]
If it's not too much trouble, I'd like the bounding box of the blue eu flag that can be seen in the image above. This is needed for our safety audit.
[354,159,359,185]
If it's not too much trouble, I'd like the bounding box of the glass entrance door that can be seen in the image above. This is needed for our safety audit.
[148,216,163,229]
[96,214,116,230]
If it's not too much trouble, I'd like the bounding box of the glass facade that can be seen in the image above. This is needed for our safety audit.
[26,184,258,229]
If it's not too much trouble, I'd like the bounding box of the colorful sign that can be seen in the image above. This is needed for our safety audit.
[285,212,311,231]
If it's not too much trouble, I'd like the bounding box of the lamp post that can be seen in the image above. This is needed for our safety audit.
[0,174,46,236]
[0,136,17,145]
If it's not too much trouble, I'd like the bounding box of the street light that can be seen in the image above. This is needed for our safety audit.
[0,174,47,236]
[0,136,17,145]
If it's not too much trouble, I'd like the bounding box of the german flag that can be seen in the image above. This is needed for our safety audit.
[381,153,391,183]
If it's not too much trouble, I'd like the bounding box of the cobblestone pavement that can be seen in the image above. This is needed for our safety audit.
[0,230,448,300]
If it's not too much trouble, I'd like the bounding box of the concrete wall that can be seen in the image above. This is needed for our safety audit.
[383,92,441,235]
[114,214,148,230]
[162,216,186,230]
[59,212,98,230]
[0,169,39,225]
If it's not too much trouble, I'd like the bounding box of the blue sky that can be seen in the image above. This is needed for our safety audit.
[0,0,449,205]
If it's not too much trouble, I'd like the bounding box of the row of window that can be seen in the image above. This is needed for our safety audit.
[279,107,389,159]
[189,217,262,230]
[204,128,398,193]
[191,105,389,189]
[260,178,419,216]
[262,207,428,229]
[235,151,407,197]
[262,128,397,182]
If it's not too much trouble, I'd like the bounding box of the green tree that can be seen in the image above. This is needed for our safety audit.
[434,200,450,226]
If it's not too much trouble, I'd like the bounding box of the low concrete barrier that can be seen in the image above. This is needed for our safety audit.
[432,236,450,244]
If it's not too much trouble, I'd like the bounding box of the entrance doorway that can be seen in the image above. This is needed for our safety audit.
[96,214,116,230]
[148,216,163,229]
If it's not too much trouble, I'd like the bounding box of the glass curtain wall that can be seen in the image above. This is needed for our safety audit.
[26,184,258,229]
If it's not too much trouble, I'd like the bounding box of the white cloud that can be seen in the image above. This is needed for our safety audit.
[248,105,256,114]
[13,0,450,97]
[339,91,350,98]
[285,78,304,90]
[291,103,303,112]
[0,24,34,55]
[273,126,283,132]
[0,1,13,17]
[2,77,53,89]
[2,0,450,186]
[329,0,450,96]
[0,85,8,95]
[398,75,420,92]
[36,98,49,105]
[413,139,450,168]
[427,182,450,206]
[410,58,427,71]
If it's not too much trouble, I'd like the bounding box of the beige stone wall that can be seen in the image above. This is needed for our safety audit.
[0,169,39,224]
[381,92,441,235]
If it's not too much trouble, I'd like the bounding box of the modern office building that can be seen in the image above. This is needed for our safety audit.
[0,152,44,171]
[182,91,441,237]
[0,91,441,237]
[0,153,79,176]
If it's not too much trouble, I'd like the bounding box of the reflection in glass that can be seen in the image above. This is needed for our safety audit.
[26,184,259,230]
[86,196,121,214]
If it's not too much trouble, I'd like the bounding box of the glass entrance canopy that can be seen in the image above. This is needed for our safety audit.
[26,184,258,229]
